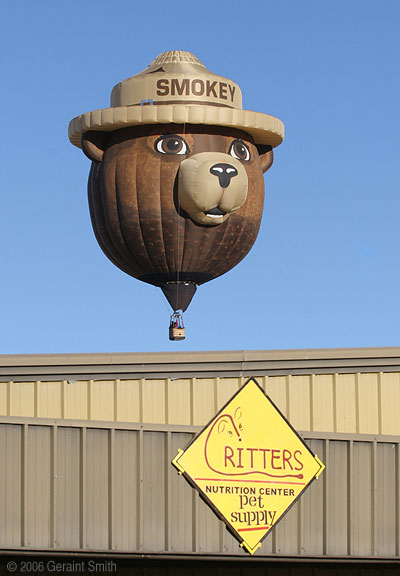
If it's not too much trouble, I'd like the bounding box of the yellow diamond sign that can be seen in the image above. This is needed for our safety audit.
[172,378,325,554]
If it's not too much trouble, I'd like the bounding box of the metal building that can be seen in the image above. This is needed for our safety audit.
[0,347,399,575]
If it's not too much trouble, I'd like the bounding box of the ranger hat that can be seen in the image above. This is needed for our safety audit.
[68,50,284,149]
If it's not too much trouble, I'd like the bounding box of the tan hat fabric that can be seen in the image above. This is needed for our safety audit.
[69,51,284,148]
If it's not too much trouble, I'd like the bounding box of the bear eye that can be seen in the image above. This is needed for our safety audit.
[154,135,190,155]
[229,139,251,162]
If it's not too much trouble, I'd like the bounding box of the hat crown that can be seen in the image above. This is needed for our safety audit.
[110,50,242,109]
[149,50,205,67]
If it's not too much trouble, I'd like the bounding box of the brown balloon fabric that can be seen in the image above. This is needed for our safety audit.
[87,125,265,291]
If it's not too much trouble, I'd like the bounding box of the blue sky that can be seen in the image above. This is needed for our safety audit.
[1,1,399,353]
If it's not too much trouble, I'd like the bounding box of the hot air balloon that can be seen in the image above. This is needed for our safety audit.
[69,51,284,340]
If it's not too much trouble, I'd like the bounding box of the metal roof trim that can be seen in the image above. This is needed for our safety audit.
[1,347,400,381]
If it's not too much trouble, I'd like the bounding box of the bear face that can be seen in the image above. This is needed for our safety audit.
[83,124,273,287]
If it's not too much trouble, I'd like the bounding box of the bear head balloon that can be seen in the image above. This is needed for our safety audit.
[69,51,284,339]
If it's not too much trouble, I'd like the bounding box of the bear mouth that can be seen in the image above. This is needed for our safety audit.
[204,207,226,219]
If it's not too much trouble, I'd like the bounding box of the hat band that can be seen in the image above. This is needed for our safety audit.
[132,99,236,109]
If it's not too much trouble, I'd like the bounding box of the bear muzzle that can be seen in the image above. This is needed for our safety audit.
[178,152,248,226]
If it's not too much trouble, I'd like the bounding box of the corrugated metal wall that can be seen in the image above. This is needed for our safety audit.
[1,372,399,435]
[0,417,399,560]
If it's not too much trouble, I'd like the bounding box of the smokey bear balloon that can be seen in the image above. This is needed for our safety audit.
[69,51,284,338]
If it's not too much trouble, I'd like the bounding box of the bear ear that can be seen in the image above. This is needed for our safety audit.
[256,145,274,173]
[81,131,107,162]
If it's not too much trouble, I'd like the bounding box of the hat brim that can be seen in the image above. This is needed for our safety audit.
[68,104,284,149]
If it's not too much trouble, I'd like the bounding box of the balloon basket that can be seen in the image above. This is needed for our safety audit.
[169,326,185,341]
[169,311,185,341]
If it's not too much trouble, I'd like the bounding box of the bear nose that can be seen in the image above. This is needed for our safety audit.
[209,163,238,188]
